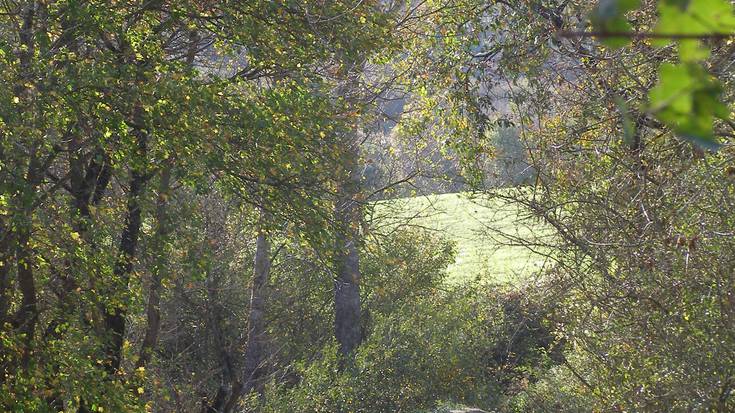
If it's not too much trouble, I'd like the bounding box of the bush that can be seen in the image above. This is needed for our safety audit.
[262,281,561,412]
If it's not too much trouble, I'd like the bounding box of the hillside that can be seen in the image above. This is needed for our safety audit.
[374,192,550,283]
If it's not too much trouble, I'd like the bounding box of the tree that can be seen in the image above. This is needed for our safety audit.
[429,0,735,409]
[0,1,398,410]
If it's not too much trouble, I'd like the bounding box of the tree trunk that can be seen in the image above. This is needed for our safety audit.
[0,216,11,387]
[14,134,44,370]
[48,149,110,411]
[0,217,12,327]
[334,149,362,361]
[200,200,239,413]
[240,209,271,400]
[137,30,196,371]
[137,162,171,369]
[103,107,148,374]
[11,0,39,373]
[15,217,37,369]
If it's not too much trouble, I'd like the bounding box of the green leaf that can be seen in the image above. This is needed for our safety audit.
[654,0,735,48]
[648,63,728,150]
[649,64,694,114]
[689,0,735,32]
[678,39,710,62]
[591,0,641,48]
[654,2,691,47]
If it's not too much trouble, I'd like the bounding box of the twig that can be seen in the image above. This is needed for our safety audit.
[556,30,735,40]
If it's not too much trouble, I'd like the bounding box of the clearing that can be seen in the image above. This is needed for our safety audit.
[374,191,550,283]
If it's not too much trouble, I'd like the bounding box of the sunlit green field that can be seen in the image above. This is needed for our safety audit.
[375,192,550,283]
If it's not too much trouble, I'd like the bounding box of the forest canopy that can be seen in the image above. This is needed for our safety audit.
[1,0,734,412]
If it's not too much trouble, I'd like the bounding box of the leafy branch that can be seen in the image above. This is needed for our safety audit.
[590,0,735,149]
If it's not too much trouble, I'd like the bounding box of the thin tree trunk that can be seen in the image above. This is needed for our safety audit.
[11,0,39,372]
[0,217,12,326]
[14,133,44,370]
[202,269,238,413]
[48,149,109,411]
[103,107,148,374]
[200,201,239,413]
[0,216,12,386]
[0,129,8,330]
[15,217,37,369]
[238,209,271,401]
[334,149,362,361]
[58,145,110,313]
[137,162,171,369]
[137,29,196,371]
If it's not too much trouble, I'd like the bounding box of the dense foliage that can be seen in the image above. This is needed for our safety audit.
[1,0,733,412]
[452,0,735,410]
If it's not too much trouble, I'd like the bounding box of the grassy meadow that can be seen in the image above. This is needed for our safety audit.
[374,191,550,283]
